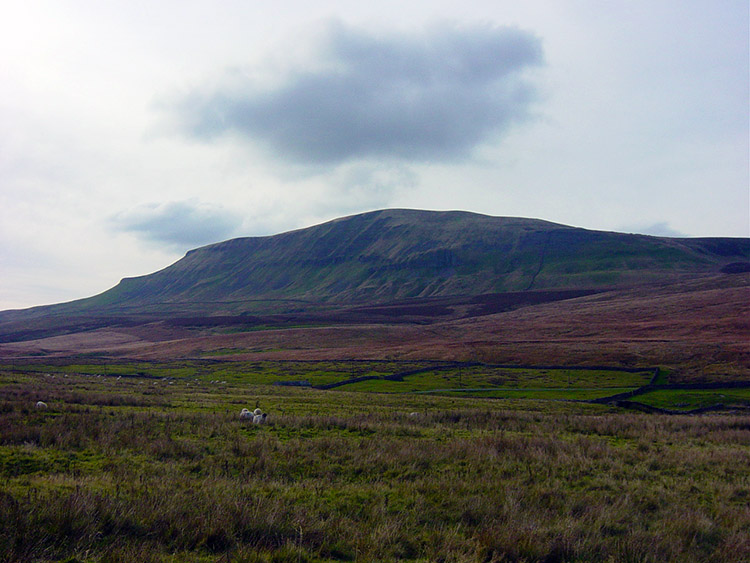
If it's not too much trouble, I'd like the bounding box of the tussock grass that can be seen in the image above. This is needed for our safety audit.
[0,368,748,562]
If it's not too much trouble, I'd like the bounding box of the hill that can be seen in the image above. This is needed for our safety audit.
[83,209,750,308]
[0,209,747,360]
[9,209,749,314]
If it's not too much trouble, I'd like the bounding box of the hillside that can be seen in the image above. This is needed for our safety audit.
[0,209,748,376]
[10,209,746,319]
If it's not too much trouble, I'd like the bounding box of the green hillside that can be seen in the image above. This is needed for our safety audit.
[1,209,748,326]
[86,209,747,310]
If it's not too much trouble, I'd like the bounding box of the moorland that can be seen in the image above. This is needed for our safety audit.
[1,365,749,562]
[0,209,748,561]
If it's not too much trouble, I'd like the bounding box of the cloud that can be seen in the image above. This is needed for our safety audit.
[171,21,543,166]
[332,163,418,209]
[111,201,243,248]
[622,222,688,238]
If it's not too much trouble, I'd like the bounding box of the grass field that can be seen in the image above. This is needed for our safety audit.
[0,364,749,562]
[7,361,433,388]
[634,388,750,411]
[343,366,653,397]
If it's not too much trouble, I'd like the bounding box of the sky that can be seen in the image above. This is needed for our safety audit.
[1,0,748,311]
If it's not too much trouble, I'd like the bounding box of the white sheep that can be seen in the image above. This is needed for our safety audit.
[239,408,253,421]
[253,412,267,425]
[35,401,48,409]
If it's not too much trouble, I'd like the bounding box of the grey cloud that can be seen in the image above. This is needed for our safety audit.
[112,201,243,248]
[174,21,543,165]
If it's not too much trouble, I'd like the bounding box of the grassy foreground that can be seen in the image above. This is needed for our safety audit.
[0,368,749,562]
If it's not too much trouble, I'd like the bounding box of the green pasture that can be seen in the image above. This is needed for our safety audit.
[10,360,431,388]
[416,387,638,400]
[9,362,748,414]
[635,387,750,411]
[343,366,652,395]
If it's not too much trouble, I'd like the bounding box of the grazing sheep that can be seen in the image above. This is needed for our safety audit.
[253,412,267,425]
[239,408,253,421]
[409,412,420,418]
[35,401,48,409]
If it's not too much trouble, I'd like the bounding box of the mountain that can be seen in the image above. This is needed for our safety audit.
[1,209,748,368]
[3,209,750,320]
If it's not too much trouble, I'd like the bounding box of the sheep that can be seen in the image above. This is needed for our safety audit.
[35,401,48,409]
[237,404,269,424]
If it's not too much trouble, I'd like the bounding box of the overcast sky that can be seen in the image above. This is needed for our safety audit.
[1,1,748,310]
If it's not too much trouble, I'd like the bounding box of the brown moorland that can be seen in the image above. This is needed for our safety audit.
[2,273,747,383]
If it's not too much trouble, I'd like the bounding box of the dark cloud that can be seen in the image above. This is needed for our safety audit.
[112,201,243,248]
[174,21,543,165]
